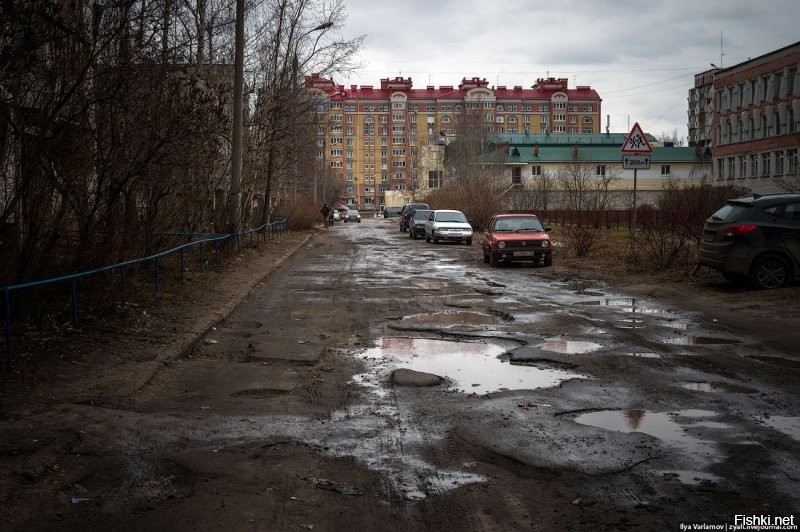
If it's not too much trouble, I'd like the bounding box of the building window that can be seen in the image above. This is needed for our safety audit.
[661,165,671,176]
[775,151,784,176]
[761,153,771,177]
[553,126,565,132]
[392,101,405,109]
[540,116,548,124]
[554,102,565,109]
[538,104,548,112]
[739,156,747,178]
[750,154,758,177]
[717,158,725,180]
[554,114,565,122]
[596,165,606,176]
[787,149,797,175]
[531,165,542,176]
[727,157,735,179]
[775,111,782,135]
[428,170,442,189]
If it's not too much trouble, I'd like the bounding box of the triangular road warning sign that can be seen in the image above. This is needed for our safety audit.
[620,122,653,153]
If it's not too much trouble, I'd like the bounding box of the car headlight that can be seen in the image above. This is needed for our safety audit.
[498,241,506,249]
[541,241,550,248]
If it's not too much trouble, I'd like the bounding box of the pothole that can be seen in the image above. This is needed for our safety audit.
[679,381,758,394]
[757,416,800,441]
[536,339,603,354]
[231,388,291,398]
[747,355,800,369]
[402,312,502,326]
[573,409,730,454]
[357,337,585,394]
[661,336,741,346]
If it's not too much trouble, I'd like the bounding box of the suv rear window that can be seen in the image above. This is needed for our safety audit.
[710,203,750,222]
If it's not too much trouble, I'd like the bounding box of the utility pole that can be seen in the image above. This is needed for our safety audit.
[229,0,244,233]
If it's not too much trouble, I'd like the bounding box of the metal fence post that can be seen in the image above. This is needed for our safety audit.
[3,289,12,370]
[120,267,126,306]
[70,279,79,329]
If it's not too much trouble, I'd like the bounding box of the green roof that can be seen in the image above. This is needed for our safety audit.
[501,145,711,164]
[495,132,658,146]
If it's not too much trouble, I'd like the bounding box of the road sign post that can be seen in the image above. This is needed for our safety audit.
[620,123,653,262]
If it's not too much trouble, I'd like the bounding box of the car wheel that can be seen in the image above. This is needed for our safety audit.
[432,233,439,244]
[409,230,415,239]
[465,238,472,246]
[483,248,490,263]
[544,254,552,267]
[425,233,430,242]
[489,253,499,267]
[749,254,791,289]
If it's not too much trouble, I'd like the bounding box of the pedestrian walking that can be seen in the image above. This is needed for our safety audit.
[320,203,331,228]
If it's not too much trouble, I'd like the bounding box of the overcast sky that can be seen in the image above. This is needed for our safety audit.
[335,0,799,141]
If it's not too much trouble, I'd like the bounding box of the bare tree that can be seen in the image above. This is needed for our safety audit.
[555,146,621,210]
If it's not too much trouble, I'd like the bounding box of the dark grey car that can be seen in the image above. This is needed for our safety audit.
[408,209,433,240]
[698,193,800,289]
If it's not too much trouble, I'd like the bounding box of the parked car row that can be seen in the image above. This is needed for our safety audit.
[392,192,799,288]
[400,204,554,268]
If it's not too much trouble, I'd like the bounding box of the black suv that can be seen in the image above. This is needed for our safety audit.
[399,203,429,232]
[699,193,800,289]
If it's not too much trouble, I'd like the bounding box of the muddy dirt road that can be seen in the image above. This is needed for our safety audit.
[2,217,799,531]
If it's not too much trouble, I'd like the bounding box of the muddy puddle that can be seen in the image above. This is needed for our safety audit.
[537,339,603,355]
[679,381,758,393]
[574,409,731,457]
[358,337,585,393]
[661,336,741,346]
[757,416,800,441]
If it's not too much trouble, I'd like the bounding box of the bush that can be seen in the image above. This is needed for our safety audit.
[275,197,324,230]
[560,224,604,257]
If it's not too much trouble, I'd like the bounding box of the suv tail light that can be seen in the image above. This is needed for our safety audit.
[724,224,759,237]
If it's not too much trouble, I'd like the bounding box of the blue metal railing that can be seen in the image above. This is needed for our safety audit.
[1,219,288,370]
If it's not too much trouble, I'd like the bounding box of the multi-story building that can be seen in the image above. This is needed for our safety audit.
[711,40,800,193]
[688,68,717,148]
[305,74,602,211]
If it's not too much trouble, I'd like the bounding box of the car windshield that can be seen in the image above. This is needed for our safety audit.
[493,217,544,231]
[347,210,358,214]
[436,212,467,223]
[413,210,432,220]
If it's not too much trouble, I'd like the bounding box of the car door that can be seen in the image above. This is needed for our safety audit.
[776,201,800,266]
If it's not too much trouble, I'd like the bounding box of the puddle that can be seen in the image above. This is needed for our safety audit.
[402,312,502,326]
[537,339,602,355]
[680,381,758,394]
[574,409,728,454]
[622,352,662,358]
[661,470,721,485]
[757,416,800,441]
[747,355,800,369]
[358,337,584,394]
[661,336,741,346]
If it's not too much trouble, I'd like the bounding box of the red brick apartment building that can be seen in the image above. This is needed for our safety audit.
[712,41,800,193]
[305,74,602,210]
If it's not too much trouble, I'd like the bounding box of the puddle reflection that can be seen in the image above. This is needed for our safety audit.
[358,337,585,394]
[537,339,602,354]
[574,409,727,455]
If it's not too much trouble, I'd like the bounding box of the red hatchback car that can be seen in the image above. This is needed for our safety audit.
[481,214,552,267]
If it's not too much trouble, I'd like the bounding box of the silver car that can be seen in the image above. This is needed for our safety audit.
[424,209,473,245]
